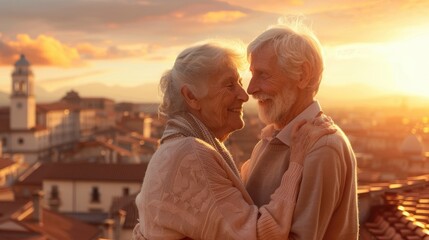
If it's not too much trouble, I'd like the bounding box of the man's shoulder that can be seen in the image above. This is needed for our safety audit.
[311,125,354,154]
[304,126,356,173]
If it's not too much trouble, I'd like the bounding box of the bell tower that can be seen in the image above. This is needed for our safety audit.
[10,54,36,130]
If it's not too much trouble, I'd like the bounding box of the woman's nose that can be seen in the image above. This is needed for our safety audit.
[237,85,249,102]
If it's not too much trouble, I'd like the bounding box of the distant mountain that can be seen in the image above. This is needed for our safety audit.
[0,82,427,110]
[317,83,429,109]
[245,83,429,112]
[317,83,385,108]
[0,82,162,106]
[362,94,429,109]
[52,82,162,103]
[35,85,60,103]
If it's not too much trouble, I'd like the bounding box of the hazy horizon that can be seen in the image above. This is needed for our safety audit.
[0,79,428,110]
[1,0,429,100]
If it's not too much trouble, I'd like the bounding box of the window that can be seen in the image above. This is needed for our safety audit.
[49,185,61,211]
[50,185,59,199]
[91,187,100,203]
[18,138,24,145]
[19,82,25,92]
[123,187,129,196]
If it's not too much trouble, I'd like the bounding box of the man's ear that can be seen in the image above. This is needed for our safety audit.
[181,85,201,110]
[297,62,311,89]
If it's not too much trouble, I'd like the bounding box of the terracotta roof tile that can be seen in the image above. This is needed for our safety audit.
[21,208,101,240]
[361,175,429,239]
[0,232,44,240]
[37,102,80,112]
[0,158,16,170]
[0,199,29,219]
[77,139,134,157]
[0,199,101,240]
[82,97,114,102]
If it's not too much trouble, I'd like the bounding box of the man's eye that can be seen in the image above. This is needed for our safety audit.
[261,73,270,79]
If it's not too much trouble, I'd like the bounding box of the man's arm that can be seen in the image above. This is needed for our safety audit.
[289,145,344,240]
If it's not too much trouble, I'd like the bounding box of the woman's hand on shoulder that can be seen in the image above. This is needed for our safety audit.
[290,114,336,165]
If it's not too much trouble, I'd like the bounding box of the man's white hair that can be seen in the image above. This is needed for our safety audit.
[247,19,324,95]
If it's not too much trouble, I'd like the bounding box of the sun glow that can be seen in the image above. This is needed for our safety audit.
[385,31,429,97]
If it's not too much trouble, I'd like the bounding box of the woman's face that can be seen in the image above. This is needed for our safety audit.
[196,64,249,141]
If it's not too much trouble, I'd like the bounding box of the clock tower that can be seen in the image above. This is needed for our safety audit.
[10,54,36,130]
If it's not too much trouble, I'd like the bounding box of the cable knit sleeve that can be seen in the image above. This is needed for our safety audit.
[135,138,302,240]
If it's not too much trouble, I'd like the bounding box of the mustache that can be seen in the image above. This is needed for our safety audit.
[252,93,272,101]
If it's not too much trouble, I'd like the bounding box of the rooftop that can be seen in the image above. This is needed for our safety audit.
[17,162,147,185]
[0,158,16,170]
[0,199,101,240]
[359,174,429,239]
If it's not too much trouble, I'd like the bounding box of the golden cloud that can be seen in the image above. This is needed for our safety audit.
[0,34,81,67]
[76,43,148,59]
[220,0,303,13]
[0,34,151,67]
[200,11,247,23]
[76,43,108,59]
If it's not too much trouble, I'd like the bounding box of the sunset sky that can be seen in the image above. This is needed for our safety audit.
[1,0,429,100]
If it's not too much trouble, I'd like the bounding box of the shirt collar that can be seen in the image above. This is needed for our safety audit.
[261,101,322,146]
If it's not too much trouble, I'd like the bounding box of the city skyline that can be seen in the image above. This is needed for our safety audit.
[1,0,429,99]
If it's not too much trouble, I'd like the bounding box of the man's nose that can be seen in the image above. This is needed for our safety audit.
[247,77,258,95]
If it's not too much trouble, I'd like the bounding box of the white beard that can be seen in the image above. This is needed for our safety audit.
[254,88,297,126]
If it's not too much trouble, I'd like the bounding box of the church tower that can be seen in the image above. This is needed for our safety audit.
[10,54,36,130]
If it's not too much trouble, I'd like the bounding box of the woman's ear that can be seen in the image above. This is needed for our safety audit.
[297,62,311,89]
[181,85,201,110]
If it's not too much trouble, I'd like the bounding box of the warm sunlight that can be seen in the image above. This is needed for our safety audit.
[386,31,429,97]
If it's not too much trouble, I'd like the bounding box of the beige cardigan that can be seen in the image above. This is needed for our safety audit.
[242,101,359,240]
[133,136,303,240]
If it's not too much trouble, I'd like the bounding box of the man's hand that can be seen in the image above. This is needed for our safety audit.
[290,115,336,165]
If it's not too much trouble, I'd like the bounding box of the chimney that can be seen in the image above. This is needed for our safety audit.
[32,191,44,225]
[103,218,114,239]
[113,210,126,240]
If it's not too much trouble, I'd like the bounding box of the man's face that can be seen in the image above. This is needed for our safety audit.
[247,44,298,127]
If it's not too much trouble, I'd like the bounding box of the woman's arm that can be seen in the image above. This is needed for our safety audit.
[134,119,335,240]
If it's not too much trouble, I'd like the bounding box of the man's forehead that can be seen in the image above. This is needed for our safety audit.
[250,46,276,69]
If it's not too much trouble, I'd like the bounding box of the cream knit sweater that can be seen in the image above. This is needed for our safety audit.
[133,136,303,240]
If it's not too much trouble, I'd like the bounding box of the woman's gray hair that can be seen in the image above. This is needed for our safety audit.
[247,21,324,95]
[159,42,244,118]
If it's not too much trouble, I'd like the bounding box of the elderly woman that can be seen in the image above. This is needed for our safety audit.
[133,43,334,240]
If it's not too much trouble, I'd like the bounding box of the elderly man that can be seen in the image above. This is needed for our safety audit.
[241,24,359,240]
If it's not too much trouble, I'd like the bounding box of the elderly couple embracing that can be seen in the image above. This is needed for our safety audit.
[132,20,359,240]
